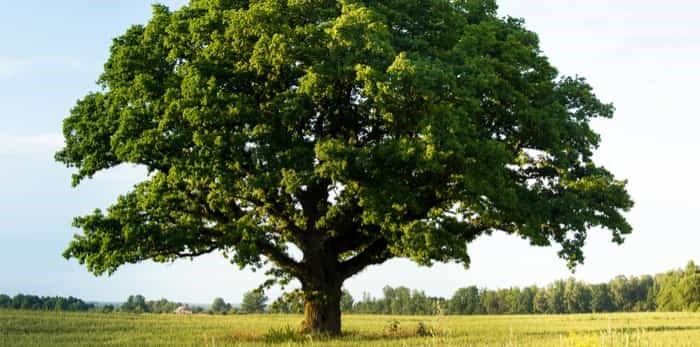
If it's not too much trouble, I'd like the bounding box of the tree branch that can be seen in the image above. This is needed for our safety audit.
[256,240,305,279]
[338,238,391,279]
[330,231,375,255]
[175,245,218,257]
[149,244,219,260]
[237,195,306,238]
[298,178,330,233]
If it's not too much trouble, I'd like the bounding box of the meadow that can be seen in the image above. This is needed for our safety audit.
[3,310,700,346]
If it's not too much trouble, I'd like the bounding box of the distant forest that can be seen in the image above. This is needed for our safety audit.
[3,261,700,315]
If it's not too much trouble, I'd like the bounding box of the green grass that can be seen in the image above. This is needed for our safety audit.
[2,310,700,346]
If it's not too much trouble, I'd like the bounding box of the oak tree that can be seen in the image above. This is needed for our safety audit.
[56,0,632,334]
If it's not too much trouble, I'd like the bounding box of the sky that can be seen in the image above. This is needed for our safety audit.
[1,0,699,305]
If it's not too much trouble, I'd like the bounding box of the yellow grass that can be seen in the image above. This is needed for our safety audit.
[2,310,700,346]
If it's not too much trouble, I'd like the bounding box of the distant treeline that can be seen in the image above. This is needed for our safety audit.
[4,261,700,315]
[118,295,205,314]
[0,293,205,314]
[270,261,700,315]
[0,294,94,311]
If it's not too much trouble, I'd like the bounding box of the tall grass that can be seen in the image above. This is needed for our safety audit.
[2,310,700,346]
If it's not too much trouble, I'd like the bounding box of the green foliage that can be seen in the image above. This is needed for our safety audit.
[340,289,354,312]
[56,0,633,333]
[532,288,548,314]
[211,297,233,314]
[4,261,700,322]
[241,289,268,314]
[546,280,565,314]
[448,286,481,314]
[352,286,442,315]
[563,278,591,314]
[58,0,631,276]
[120,295,150,313]
[268,291,304,314]
[0,294,94,311]
[656,261,700,312]
[147,298,182,313]
[518,286,537,314]
[590,283,614,313]
[0,294,11,308]
[349,268,673,316]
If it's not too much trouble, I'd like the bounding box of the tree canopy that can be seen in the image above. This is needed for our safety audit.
[210,297,233,313]
[241,289,268,313]
[56,0,632,334]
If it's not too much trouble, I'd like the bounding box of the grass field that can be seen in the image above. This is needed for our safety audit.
[3,310,700,346]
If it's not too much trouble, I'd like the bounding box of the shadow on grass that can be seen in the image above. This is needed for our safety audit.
[214,321,447,344]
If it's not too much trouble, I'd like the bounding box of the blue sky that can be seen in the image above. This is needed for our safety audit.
[1,0,699,305]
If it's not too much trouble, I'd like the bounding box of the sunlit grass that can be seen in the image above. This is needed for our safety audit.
[2,310,700,346]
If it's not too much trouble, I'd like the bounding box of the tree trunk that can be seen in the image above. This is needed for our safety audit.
[300,280,342,336]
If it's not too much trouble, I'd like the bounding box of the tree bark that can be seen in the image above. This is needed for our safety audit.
[296,233,392,335]
[300,280,342,335]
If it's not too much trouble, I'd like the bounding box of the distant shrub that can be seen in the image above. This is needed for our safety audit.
[383,319,401,336]
[415,321,429,337]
